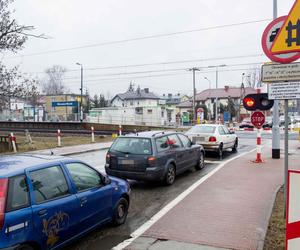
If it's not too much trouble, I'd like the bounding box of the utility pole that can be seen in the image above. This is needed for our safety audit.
[215,67,219,123]
[208,64,226,123]
[76,63,83,122]
[188,67,200,122]
[272,0,280,159]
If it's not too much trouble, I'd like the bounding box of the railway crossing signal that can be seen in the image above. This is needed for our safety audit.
[242,93,274,111]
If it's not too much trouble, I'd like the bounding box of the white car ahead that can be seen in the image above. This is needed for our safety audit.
[185,124,238,158]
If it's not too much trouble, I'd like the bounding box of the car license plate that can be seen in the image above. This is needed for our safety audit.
[195,136,205,141]
[119,159,134,165]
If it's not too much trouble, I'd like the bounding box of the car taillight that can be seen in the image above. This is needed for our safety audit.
[106,153,111,163]
[209,136,217,142]
[147,156,156,167]
[0,178,8,230]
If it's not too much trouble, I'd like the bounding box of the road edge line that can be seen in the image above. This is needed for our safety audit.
[113,147,257,250]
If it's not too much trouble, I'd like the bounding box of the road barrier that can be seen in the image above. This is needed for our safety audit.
[91,126,95,143]
[57,129,61,147]
[10,133,17,153]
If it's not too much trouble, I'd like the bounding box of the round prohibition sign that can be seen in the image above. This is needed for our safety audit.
[262,16,300,64]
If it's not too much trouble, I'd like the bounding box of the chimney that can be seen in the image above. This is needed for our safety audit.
[225,86,229,92]
[144,88,149,93]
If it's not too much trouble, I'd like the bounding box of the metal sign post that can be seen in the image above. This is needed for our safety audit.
[284,99,289,216]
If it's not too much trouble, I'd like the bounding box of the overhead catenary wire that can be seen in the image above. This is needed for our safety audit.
[59,61,264,82]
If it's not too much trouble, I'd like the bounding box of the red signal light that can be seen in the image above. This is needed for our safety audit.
[244,97,255,108]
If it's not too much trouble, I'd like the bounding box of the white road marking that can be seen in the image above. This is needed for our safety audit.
[113,148,257,250]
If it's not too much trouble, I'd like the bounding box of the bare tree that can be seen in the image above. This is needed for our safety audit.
[42,65,68,95]
[0,0,43,111]
[245,66,262,89]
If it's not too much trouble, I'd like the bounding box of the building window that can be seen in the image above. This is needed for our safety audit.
[130,101,133,106]
[147,109,153,114]
[135,107,143,115]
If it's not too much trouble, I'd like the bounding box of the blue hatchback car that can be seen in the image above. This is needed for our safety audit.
[0,154,130,250]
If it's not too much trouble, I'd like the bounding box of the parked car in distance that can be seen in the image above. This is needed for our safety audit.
[262,116,273,128]
[0,155,130,250]
[279,115,291,126]
[239,117,254,128]
[185,124,238,158]
[105,131,205,185]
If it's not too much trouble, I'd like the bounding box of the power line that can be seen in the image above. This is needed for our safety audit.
[60,61,263,81]
[24,53,264,75]
[7,19,271,59]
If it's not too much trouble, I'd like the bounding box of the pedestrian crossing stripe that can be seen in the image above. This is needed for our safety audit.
[271,0,300,54]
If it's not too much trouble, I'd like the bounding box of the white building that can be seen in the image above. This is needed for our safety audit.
[88,86,174,126]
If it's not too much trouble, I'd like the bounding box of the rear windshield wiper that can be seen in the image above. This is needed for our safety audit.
[114,150,131,154]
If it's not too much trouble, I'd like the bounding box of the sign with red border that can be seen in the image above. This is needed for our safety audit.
[262,16,300,64]
[251,111,265,128]
[286,170,300,250]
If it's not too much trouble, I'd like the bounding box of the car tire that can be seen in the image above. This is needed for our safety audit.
[164,164,176,185]
[218,144,223,159]
[232,139,238,153]
[113,198,129,226]
[16,245,34,250]
[195,151,205,170]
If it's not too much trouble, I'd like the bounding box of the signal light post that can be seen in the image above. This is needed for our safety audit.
[243,92,274,163]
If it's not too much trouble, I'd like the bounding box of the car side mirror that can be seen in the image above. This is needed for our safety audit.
[102,174,111,185]
[229,131,235,134]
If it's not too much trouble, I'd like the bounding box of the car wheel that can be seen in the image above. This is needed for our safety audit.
[218,144,223,159]
[113,198,129,226]
[232,139,238,153]
[195,151,205,170]
[164,164,176,185]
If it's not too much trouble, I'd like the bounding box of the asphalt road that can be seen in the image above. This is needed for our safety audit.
[65,138,258,250]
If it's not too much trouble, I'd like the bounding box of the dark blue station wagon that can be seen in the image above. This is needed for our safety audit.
[105,131,205,185]
[0,155,130,250]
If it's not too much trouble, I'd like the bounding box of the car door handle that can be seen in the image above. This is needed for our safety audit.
[80,197,88,207]
[38,209,48,217]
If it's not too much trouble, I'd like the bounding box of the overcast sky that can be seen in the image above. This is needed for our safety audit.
[2,0,296,98]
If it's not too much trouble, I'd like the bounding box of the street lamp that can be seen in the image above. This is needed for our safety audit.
[76,62,83,122]
[208,64,226,123]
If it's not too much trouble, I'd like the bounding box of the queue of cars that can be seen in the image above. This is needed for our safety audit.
[0,125,237,249]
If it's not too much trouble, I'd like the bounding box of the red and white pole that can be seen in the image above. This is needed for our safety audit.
[57,129,61,147]
[10,132,17,153]
[91,126,95,143]
[119,125,122,136]
[255,127,263,163]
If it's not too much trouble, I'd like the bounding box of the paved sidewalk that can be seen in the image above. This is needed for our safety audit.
[30,141,112,156]
[123,141,300,250]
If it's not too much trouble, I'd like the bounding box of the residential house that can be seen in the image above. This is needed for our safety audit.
[195,86,257,122]
[89,86,171,126]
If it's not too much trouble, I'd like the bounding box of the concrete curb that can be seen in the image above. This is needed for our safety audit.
[60,146,110,156]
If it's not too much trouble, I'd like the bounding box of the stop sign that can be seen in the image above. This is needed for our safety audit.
[251,111,265,128]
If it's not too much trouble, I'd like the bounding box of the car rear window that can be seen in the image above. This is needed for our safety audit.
[6,175,29,212]
[187,126,216,134]
[111,137,152,155]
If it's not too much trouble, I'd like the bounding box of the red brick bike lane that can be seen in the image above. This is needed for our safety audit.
[123,142,300,250]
